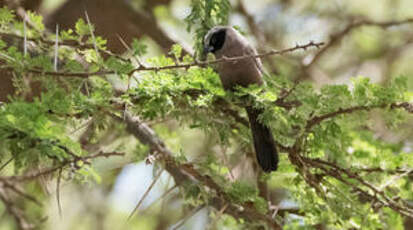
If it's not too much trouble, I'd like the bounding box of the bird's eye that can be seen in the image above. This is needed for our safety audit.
[211,37,216,44]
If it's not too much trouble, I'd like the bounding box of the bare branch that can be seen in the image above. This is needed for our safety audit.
[237,0,266,44]
[1,181,42,206]
[305,102,413,131]
[1,41,323,78]
[56,168,63,218]
[0,190,35,230]
[0,157,14,172]
[356,167,413,175]
[53,24,59,72]
[0,32,128,62]
[306,18,413,67]
[0,151,124,183]
[84,10,99,56]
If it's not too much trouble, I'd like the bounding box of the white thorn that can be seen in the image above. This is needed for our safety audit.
[54,24,59,71]
[23,16,27,56]
[84,10,99,56]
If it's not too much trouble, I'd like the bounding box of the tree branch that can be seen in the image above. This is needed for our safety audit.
[305,102,413,131]
[306,18,413,68]
[4,41,324,78]
[115,112,282,230]
[302,157,413,218]
[0,189,35,230]
[0,151,124,183]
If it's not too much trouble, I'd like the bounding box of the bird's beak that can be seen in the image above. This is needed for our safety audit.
[203,45,213,55]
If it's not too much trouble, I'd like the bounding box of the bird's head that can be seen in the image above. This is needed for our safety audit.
[203,26,228,55]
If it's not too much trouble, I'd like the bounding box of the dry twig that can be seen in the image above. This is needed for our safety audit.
[306,18,413,68]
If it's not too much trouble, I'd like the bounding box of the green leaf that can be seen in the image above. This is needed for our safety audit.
[60,28,77,40]
[105,56,134,74]
[131,38,147,56]
[80,49,99,63]
[170,44,183,60]
[75,18,92,37]
[27,11,44,32]
[0,7,15,27]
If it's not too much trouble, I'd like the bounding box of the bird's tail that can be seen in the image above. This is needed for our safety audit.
[245,106,278,172]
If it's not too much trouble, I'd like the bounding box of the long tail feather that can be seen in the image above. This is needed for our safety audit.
[246,106,278,172]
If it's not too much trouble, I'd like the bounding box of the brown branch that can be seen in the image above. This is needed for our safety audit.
[0,32,93,49]
[302,157,413,218]
[284,100,413,219]
[117,112,282,230]
[356,167,413,175]
[0,181,42,206]
[3,41,323,78]
[305,102,413,131]
[237,0,266,44]
[0,190,35,230]
[306,18,413,68]
[0,156,14,172]
[137,41,323,76]
[0,32,130,62]
[56,168,63,218]
[0,151,124,183]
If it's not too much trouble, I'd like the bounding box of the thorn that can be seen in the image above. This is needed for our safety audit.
[56,168,63,218]
[84,10,99,56]
[23,15,27,57]
[127,169,164,221]
[54,24,59,72]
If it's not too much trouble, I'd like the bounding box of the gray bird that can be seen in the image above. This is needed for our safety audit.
[203,26,278,172]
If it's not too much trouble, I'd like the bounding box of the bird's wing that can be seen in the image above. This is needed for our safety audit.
[245,45,265,76]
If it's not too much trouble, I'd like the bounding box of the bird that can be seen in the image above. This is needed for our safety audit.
[203,26,278,172]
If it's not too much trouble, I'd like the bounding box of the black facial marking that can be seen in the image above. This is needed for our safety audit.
[209,29,226,53]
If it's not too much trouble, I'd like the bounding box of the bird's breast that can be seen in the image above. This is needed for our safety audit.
[217,58,263,90]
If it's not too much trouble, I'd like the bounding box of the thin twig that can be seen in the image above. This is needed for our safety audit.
[127,169,164,220]
[0,157,14,172]
[56,168,63,218]
[0,31,127,61]
[302,157,413,218]
[305,102,413,131]
[1,181,42,206]
[306,17,413,67]
[237,0,266,44]
[0,190,34,230]
[0,151,124,183]
[54,24,59,72]
[84,11,99,56]
[139,184,178,215]
[4,41,324,79]
[23,15,27,57]
[171,205,205,230]
[379,169,413,190]
[209,203,229,229]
